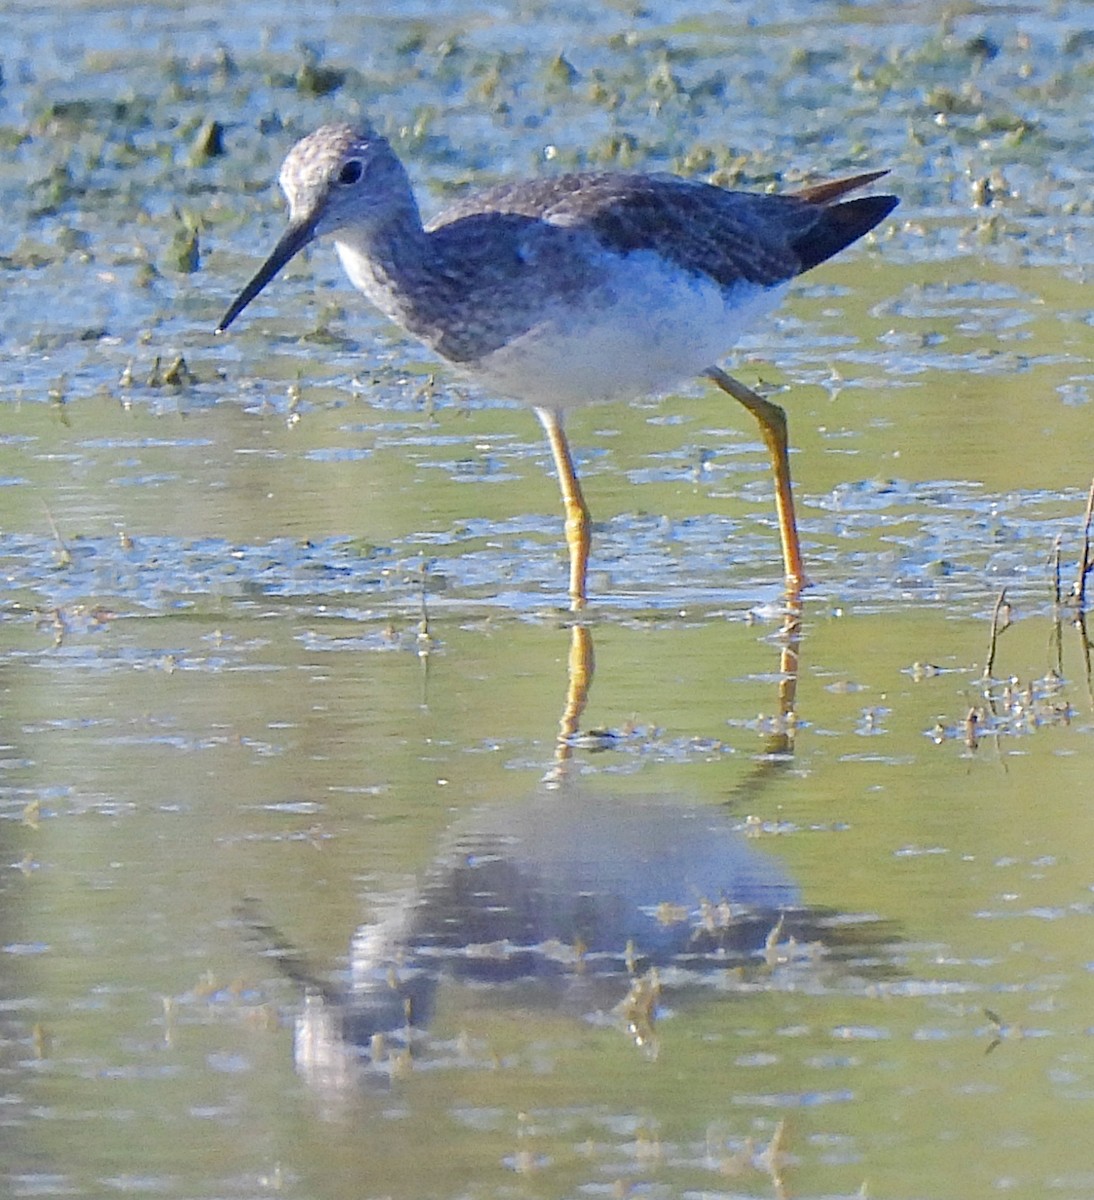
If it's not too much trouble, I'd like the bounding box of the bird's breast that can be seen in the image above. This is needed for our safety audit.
[467,251,789,409]
[334,236,789,408]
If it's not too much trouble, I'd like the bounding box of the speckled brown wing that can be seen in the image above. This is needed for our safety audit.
[432,170,896,293]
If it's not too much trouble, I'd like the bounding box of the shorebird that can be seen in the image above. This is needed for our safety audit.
[216,122,896,609]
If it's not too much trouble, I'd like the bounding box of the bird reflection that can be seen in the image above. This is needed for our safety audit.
[551,601,800,780]
[240,603,898,1097]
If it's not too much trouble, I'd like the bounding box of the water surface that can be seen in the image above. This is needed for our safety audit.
[2,2,1094,1198]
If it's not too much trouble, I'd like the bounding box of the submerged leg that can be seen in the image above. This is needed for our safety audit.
[705,366,805,595]
[535,406,591,611]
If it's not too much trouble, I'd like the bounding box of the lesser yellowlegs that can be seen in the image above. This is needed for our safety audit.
[217,122,897,609]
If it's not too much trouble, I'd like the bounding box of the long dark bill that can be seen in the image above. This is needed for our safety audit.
[215,218,316,333]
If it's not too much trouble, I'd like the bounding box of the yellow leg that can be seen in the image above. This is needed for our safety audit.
[535,406,590,612]
[769,600,801,757]
[705,366,805,596]
[544,622,595,784]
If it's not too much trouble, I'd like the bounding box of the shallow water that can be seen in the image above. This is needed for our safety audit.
[3,2,1094,1198]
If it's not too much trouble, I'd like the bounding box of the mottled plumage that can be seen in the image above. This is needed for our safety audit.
[433,169,868,288]
[217,121,897,604]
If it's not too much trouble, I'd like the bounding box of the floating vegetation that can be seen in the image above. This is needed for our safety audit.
[929,482,1094,752]
[187,117,226,165]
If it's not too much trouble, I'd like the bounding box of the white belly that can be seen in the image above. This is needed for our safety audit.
[467,251,789,409]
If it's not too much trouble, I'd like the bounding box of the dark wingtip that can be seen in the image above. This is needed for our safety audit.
[791,169,891,206]
[793,193,898,274]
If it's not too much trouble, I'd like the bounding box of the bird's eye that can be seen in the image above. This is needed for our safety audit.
[337,159,364,185]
